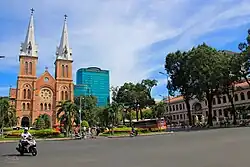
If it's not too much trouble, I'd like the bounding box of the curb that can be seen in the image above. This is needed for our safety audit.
[0,138,72,143]
[107,131,174,138]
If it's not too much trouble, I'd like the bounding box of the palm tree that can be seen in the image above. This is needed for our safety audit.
[0,99,17,137]
[56,100,79,137]
[34,114,51,129]
[39,114,50,128]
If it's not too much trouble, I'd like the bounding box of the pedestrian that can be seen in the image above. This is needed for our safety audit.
[96,127,100,136]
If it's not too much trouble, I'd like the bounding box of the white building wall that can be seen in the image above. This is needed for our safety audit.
[166,83,250,124]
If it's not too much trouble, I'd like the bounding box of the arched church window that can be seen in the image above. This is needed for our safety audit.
[22,103,26,111]
[40,103,43,110]
[65,65,68,77]
[241,92,245,100]
[29,62,32,75]
[65,91,68,100]
[61,91,64,101]
[25,62,28,75]
[247,91,250,99]
[48,103,51,110]
[44,103,47,110]
[27,89,31,99]
[27,103,30,110]
[62,65,65,77]
[23,89,26,99]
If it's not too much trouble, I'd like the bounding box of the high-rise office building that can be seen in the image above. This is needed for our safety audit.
[74,67,110,106]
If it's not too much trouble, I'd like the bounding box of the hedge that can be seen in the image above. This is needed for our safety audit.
[102,127,166,135]
[3,128,13,132]
[5,129,61,138]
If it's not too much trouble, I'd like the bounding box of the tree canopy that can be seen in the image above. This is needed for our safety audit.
[165,50,195,125]
[114,79,157,121]
[165,43,246,126]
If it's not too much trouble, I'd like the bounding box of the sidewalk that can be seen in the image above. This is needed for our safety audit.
[0,137,72,143]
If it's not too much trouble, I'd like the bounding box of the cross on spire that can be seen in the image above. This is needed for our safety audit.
[64,14,68,21]
[55,14,72,61]
[20,8,37,57]
[31,8,35,15]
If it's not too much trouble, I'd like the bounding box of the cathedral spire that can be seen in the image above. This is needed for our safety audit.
[20,8,38,57]
[56,14,72,61]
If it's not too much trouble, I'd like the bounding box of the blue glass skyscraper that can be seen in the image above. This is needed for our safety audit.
[74,67,110,106]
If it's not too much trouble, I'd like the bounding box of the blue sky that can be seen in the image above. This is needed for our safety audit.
[0,0,250,101]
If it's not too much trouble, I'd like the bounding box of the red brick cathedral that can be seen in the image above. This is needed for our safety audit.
[9,9,74,127]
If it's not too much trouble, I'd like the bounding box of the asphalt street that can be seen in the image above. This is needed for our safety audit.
[1,127,250,167]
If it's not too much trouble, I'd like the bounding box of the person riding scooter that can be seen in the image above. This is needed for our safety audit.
[130,126,138,136]
[20,127,32,150]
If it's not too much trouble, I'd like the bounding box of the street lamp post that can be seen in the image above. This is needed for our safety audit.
[79,95,82,136]
[78,84,90,136]
[159,72,172,132]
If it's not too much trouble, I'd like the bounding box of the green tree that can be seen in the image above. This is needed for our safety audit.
[56,100,79,137]
[218,51,243,124]
[34,117,46,129]
[96,107,109,127]
[189,43,228,126]
[81,120,89,128]
[110,86,119,102]
[34,114,51,129]
[74,95,98,127]
[152,102,167,119]
[165,50,195,126]
[143,108,153,119]
[238,29,250,84]
[0,99,17,137]
[141,79,158,99]
[114,80,157,122]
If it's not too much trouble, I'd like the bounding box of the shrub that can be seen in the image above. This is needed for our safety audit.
[101,126,166,135]
[81,120,89,128]
[5,129,61,138]
[3,128,13,132]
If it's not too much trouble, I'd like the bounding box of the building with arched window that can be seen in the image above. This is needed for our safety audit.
[165,81,250,124]
[9,10,74,127]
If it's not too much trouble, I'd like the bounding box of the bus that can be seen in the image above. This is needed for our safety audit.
[132,118,167,131]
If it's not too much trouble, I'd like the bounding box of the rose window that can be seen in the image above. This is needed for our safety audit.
[40,89,52,100]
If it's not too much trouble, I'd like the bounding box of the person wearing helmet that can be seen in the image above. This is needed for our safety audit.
[21,127,32,150]
[21,127,32,139]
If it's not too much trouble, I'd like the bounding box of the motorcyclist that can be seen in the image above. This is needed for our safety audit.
[20,127,32,150]
[131,126,135,134]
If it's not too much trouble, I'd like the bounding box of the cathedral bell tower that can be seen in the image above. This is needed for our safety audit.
[16,9,38,127]
[55,15,74,106]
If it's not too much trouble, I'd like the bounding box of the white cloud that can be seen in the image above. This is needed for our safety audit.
[1,0,250,89]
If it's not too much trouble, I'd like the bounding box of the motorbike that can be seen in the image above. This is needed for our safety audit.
[130,131,138,137]
[16,137,37,156]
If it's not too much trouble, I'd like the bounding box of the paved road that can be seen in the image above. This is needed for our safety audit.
[1,127,250,167]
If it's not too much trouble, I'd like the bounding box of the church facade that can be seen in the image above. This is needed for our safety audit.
[9,10,74,127]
